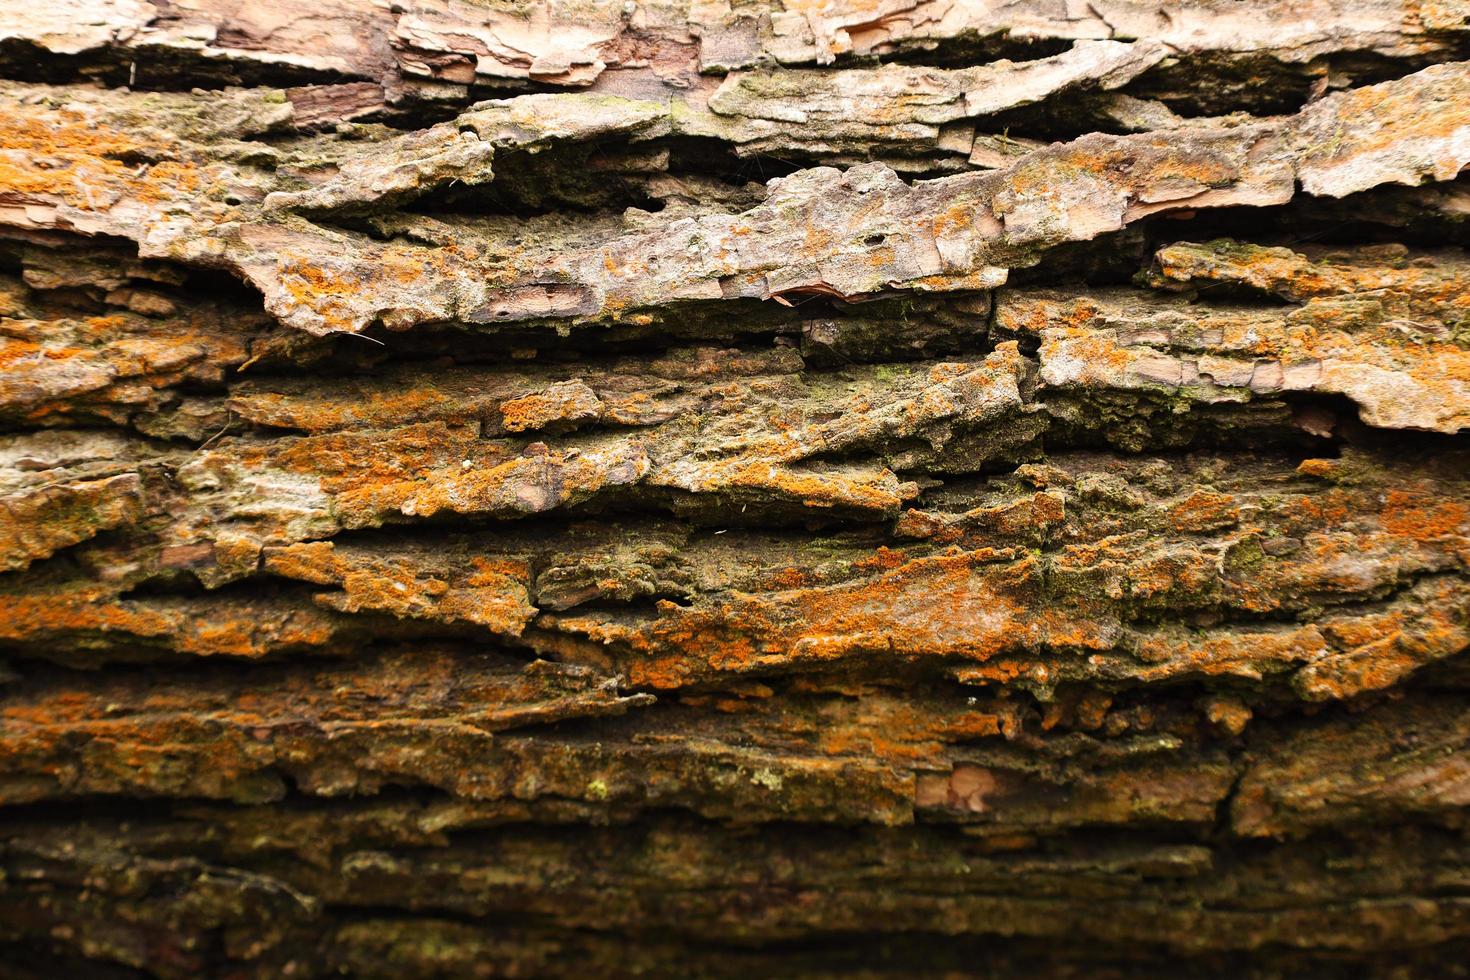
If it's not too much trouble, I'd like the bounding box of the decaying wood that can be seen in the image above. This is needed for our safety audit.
[2,2,1470,977]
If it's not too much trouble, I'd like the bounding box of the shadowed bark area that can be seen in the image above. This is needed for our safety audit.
[2,2,1470,977]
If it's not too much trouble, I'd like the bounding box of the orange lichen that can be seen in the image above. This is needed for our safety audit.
[853,546,907,571]
[0,105,202,214]
[768,566,811,588]
[1282,488,1354,529]
[931,199,978,238]
[267,544,535,635]
[816,697,1016,761]
[278,258,366,334]
[1167,490,1240,533]
[719,461,907,513]
[499,382,602,433]
[467,556,532,585]
[557,549,1117,689]
[0,588,340,658]
[1292,586,1469,700]
[1136,625,1328,682]
[1381,490,1470,541]
[1297,458,1341,479]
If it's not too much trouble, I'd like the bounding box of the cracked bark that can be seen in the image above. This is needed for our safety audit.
[2,2,1470,977]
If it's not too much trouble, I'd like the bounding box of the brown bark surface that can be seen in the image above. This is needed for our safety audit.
[3,2,1470,976]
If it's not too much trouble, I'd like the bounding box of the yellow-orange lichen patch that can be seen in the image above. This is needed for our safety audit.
[718,460,911,513]
[499,381,603,433]
[1280,488,1355,530]
[1295,587,1470,701]
[767,566,812,589]
[853,546,907,571]
[278,258,368,334]
[1135,625,1328,682]
[1381,490,1470,542]
[556,550,1116,689]
[0,587,341,659]
[816,696,1019,762]
[1304,66,1470,168]
[1167,490,1240,533]
[1296,458,1341,479]
[0,104,203,215]
[265,543,536,635]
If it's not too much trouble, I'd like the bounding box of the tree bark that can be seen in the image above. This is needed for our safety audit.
[3,2,1470,976]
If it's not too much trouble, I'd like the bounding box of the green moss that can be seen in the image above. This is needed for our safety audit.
[1221,535,1267,574]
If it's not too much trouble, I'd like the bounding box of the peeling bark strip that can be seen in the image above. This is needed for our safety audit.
[3,2,1470,978]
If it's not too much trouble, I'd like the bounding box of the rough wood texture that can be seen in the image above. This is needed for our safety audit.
[2,2,1470,977]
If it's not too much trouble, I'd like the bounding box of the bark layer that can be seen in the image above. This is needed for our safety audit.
[3,2,1470,977]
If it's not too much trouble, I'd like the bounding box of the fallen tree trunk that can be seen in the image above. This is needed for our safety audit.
[2,2,1470,977]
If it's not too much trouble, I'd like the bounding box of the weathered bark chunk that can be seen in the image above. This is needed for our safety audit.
[2,5,1470,977]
